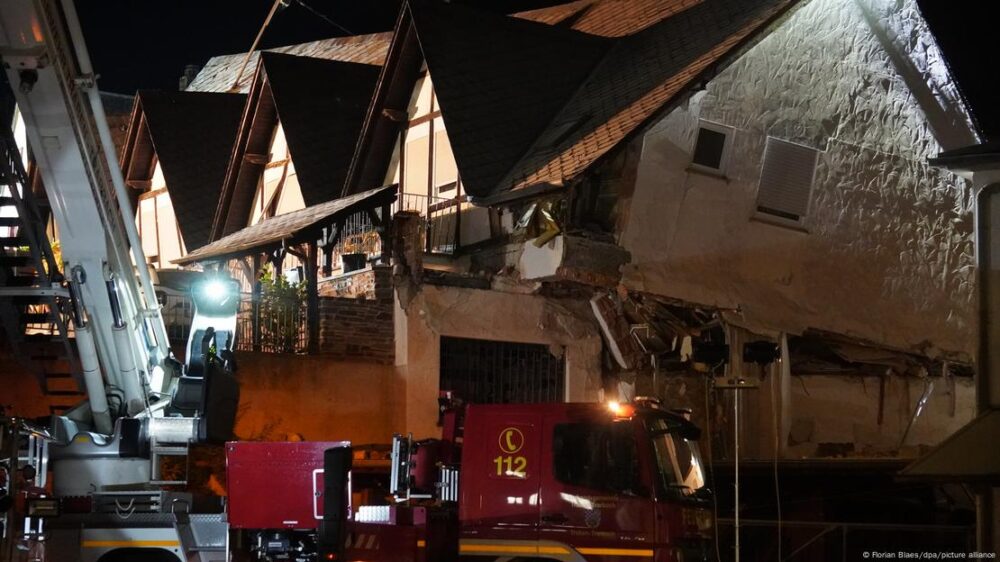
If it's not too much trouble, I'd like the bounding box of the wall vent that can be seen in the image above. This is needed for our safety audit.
[755,137,818,224]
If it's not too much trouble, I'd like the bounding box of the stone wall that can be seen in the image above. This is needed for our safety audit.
[317,266,394,363]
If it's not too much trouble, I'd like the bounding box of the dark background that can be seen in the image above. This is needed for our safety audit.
[76,0,561,94]
[77,1,996,141]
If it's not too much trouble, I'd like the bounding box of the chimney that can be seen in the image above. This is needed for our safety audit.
[179,64,201,90]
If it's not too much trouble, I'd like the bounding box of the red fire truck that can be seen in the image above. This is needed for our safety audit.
[226,397,714,562]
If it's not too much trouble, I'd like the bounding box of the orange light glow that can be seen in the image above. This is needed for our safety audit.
[31,18,44,43]
[607,401,635,418]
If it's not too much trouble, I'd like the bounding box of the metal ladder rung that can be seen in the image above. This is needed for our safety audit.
[150,479,187,486]
[151,446,189,456]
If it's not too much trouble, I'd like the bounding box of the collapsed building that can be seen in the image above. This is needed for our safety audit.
[105,0,981,457]
[40,0,977,550]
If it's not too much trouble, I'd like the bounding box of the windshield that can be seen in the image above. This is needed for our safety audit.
[552,420,643,496]
[645,416,707,497]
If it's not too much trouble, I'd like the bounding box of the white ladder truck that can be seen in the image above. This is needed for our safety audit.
[0,1,240,561]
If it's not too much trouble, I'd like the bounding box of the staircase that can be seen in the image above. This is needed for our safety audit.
[0,96,83,414]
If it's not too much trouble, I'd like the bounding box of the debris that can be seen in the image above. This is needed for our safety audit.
[590,292,644,370]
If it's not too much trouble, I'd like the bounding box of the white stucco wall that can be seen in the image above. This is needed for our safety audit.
[621,0,977,359]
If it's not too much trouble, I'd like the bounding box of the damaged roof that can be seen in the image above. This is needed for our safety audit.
[212,52,382,240]
[350,0,798,200]
[120,90,246,250]
[187,32,391,94]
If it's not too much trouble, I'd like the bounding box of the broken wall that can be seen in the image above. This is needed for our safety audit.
[621,0,978,359]
[780,373,976,458]
[394,285,604,438]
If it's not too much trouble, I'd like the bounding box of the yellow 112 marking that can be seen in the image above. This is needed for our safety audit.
[494,455,527,478]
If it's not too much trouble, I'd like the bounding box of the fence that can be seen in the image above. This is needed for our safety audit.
[396,192,459,254]
[235,292,307,354]
[159,291,193,344]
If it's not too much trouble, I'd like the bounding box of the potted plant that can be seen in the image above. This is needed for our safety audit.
[341,234,370,273]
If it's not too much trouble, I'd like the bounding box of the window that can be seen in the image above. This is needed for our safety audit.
[755,137,819,225]
[433,129,458,196]
[690,121,732,173]
[646,416,707,498]
[439,337,565,403]
[553,421,642,495]
[403,135,429,196]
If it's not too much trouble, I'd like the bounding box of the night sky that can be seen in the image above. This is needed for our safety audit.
[78,1,996,141]
[76,0,562,94]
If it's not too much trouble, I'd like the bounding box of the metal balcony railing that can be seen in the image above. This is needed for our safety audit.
[320,192,461,275]
[396,192,460,255]
[235,292,306,354]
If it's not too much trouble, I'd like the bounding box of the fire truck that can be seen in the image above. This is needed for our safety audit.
[226,397,714,562]
[0,1,714,561]
[1,0,239,560]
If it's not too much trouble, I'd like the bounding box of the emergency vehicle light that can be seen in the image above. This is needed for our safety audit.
[607,401,635,418]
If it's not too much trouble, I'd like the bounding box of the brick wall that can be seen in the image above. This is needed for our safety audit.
[317,266,394,363]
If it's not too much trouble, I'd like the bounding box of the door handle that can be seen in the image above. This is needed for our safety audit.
[541,513,569,524]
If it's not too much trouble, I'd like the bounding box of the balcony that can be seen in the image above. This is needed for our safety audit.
[318,193,461,277]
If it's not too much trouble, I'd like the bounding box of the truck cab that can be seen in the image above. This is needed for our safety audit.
[457,400,714,561]
[235,399,714,562]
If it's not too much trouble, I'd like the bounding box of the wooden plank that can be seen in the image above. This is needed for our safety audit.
[305,242,319,355]
[243,153,270,165]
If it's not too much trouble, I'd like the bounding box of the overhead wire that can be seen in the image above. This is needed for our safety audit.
[227,0,355,93]
[295,0,354,35]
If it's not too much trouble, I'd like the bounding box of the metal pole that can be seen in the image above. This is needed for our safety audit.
[735,389,740,562]
[60,0,171,362]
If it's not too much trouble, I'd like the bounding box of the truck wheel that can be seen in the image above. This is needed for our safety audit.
[97,548,183,562]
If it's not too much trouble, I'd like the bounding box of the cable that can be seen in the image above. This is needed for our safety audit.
[705,375,722,562]
[295,0,354,35]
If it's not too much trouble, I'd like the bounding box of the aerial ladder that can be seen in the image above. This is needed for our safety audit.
[0,1,239,561]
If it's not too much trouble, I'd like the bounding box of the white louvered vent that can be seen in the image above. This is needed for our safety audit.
[755,137,819,224]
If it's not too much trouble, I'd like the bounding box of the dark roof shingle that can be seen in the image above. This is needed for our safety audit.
[412,0,797,198]
[264,52,382,206]
[134,91,246,250]
[516,0,702,37]
[213,52,382,240]
[411,0,610,198]
[497,0,796,195]
[178,184,396,264]
[187,33,391,94]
